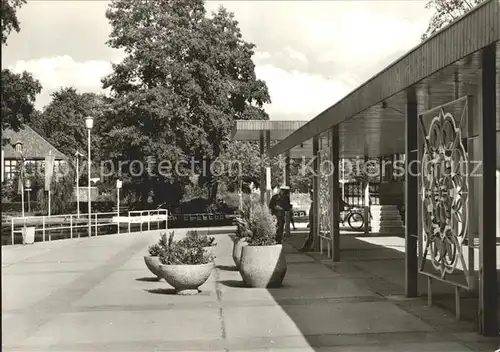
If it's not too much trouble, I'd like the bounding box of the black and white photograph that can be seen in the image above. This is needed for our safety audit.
[1,0,500,350]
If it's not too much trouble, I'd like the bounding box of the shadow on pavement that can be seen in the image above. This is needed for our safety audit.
[215,264,238,271]
[135,276,161,282]
[216,230,499,351]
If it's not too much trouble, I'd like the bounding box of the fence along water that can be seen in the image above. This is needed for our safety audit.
[7,209,169,245]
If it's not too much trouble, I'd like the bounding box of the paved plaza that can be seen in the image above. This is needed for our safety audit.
[2,228,499,351]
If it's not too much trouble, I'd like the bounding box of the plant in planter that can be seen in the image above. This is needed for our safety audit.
[182,230,217,257]
[232,197,257,269]
[158,232,215,295]
[233,216,250,269]
[144,232,169,280]
[239,203,287,288]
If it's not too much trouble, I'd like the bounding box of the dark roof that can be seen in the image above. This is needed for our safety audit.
[2,125,67,160]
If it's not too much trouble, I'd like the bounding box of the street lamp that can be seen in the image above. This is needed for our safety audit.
[85,116,94,236]
[25,178,32,213]
[75,151,83,218]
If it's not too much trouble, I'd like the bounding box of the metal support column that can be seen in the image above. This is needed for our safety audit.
[364,155,370,235]
[285,151,291,236]
[265,130,272,204]
[259,132,265,205]
[331,126,340,262]
[313,136,320,252]
[405,87,418,297]
[478,43,498,337]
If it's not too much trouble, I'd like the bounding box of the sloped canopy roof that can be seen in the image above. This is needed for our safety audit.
[2,125,67,160]
[231,120,314,158]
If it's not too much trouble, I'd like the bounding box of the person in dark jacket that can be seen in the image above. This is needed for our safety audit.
[269,186,291,244]
[300,189,314,252]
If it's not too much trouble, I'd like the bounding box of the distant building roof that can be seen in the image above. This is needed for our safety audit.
[2,125,67,160]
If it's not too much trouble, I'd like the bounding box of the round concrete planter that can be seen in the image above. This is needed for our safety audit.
[232,237,248,270]
[144,256,162,280]
[203,245,217,258]
[239,245,287,288]
[159,262,213,295]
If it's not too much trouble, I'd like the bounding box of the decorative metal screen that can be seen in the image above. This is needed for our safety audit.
[417,96,472,289]
[319,133,332,235]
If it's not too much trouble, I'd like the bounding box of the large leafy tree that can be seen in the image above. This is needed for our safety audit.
[33,87,109,160]
[1,0,42,136]
[31,87,111,189]
[1,69,42,133]
[421,0,484,41]
[102,0,270,206]
[1,0,26,44]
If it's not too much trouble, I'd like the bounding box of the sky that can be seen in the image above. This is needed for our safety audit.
[2,0,433,121]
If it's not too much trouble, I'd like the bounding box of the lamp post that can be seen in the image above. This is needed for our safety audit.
[20,152,25,218]
[25,178,32,213]
[116,179,122,234]
[75,151,83,218]
[85,116,94,236]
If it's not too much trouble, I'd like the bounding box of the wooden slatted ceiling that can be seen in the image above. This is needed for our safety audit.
[269,0,500,157]
[231,120,307,141]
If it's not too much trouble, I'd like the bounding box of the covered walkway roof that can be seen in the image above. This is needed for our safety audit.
[268,0,500,158]
[231,120,314,158]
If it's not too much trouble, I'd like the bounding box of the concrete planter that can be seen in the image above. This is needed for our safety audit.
[239,244,287,288]
[159,262,213,295]
[232,237,248,270]
[144,256,162,280]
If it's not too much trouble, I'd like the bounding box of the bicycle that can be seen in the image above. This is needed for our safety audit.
[306,205,367,231]
[340,205,365,230]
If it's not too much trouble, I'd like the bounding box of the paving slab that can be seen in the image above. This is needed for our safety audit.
[218,275,376,304]
[223,300,433,340]
[22,308,223,348]
[2,228,495,351]
[74,269,218,309]
[230,341,473,351]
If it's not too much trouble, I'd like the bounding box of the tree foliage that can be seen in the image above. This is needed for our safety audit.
[37,162,76,215]
[215,140,307,193]
[1,0,26,45]
[101,0,270,206]
[32,87,109,161]
[1,69,42,133]
[1,0,43,135]
[421,0,484,41]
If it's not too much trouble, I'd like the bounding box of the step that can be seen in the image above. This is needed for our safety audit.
[371,226,405,233]
[371,205,399,210]
[370,208,401,213]
[371,212,401,217]
[371,223,405,229]
[371,220,404,227]
[372,213,401,219]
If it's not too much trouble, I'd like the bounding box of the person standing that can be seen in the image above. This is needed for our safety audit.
[289,202,297,231]
[300,189,314,252]
[269,186,291,244]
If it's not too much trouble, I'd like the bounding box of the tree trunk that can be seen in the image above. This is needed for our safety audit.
[209,181,218,204]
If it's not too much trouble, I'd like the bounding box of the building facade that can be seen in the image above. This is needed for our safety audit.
[2,125,67,182]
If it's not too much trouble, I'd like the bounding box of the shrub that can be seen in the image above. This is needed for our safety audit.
[159,232,214,265]
[234,217,252,238]
[182,230,216,247]
[147,232,170,256]
[147,243,162,256]
[246,203,277,246]
[240,194,260,221]
[148,233,167,257]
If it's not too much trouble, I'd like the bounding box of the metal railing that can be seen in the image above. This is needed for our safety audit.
[126,209,169,234]
[7,208,169,245]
